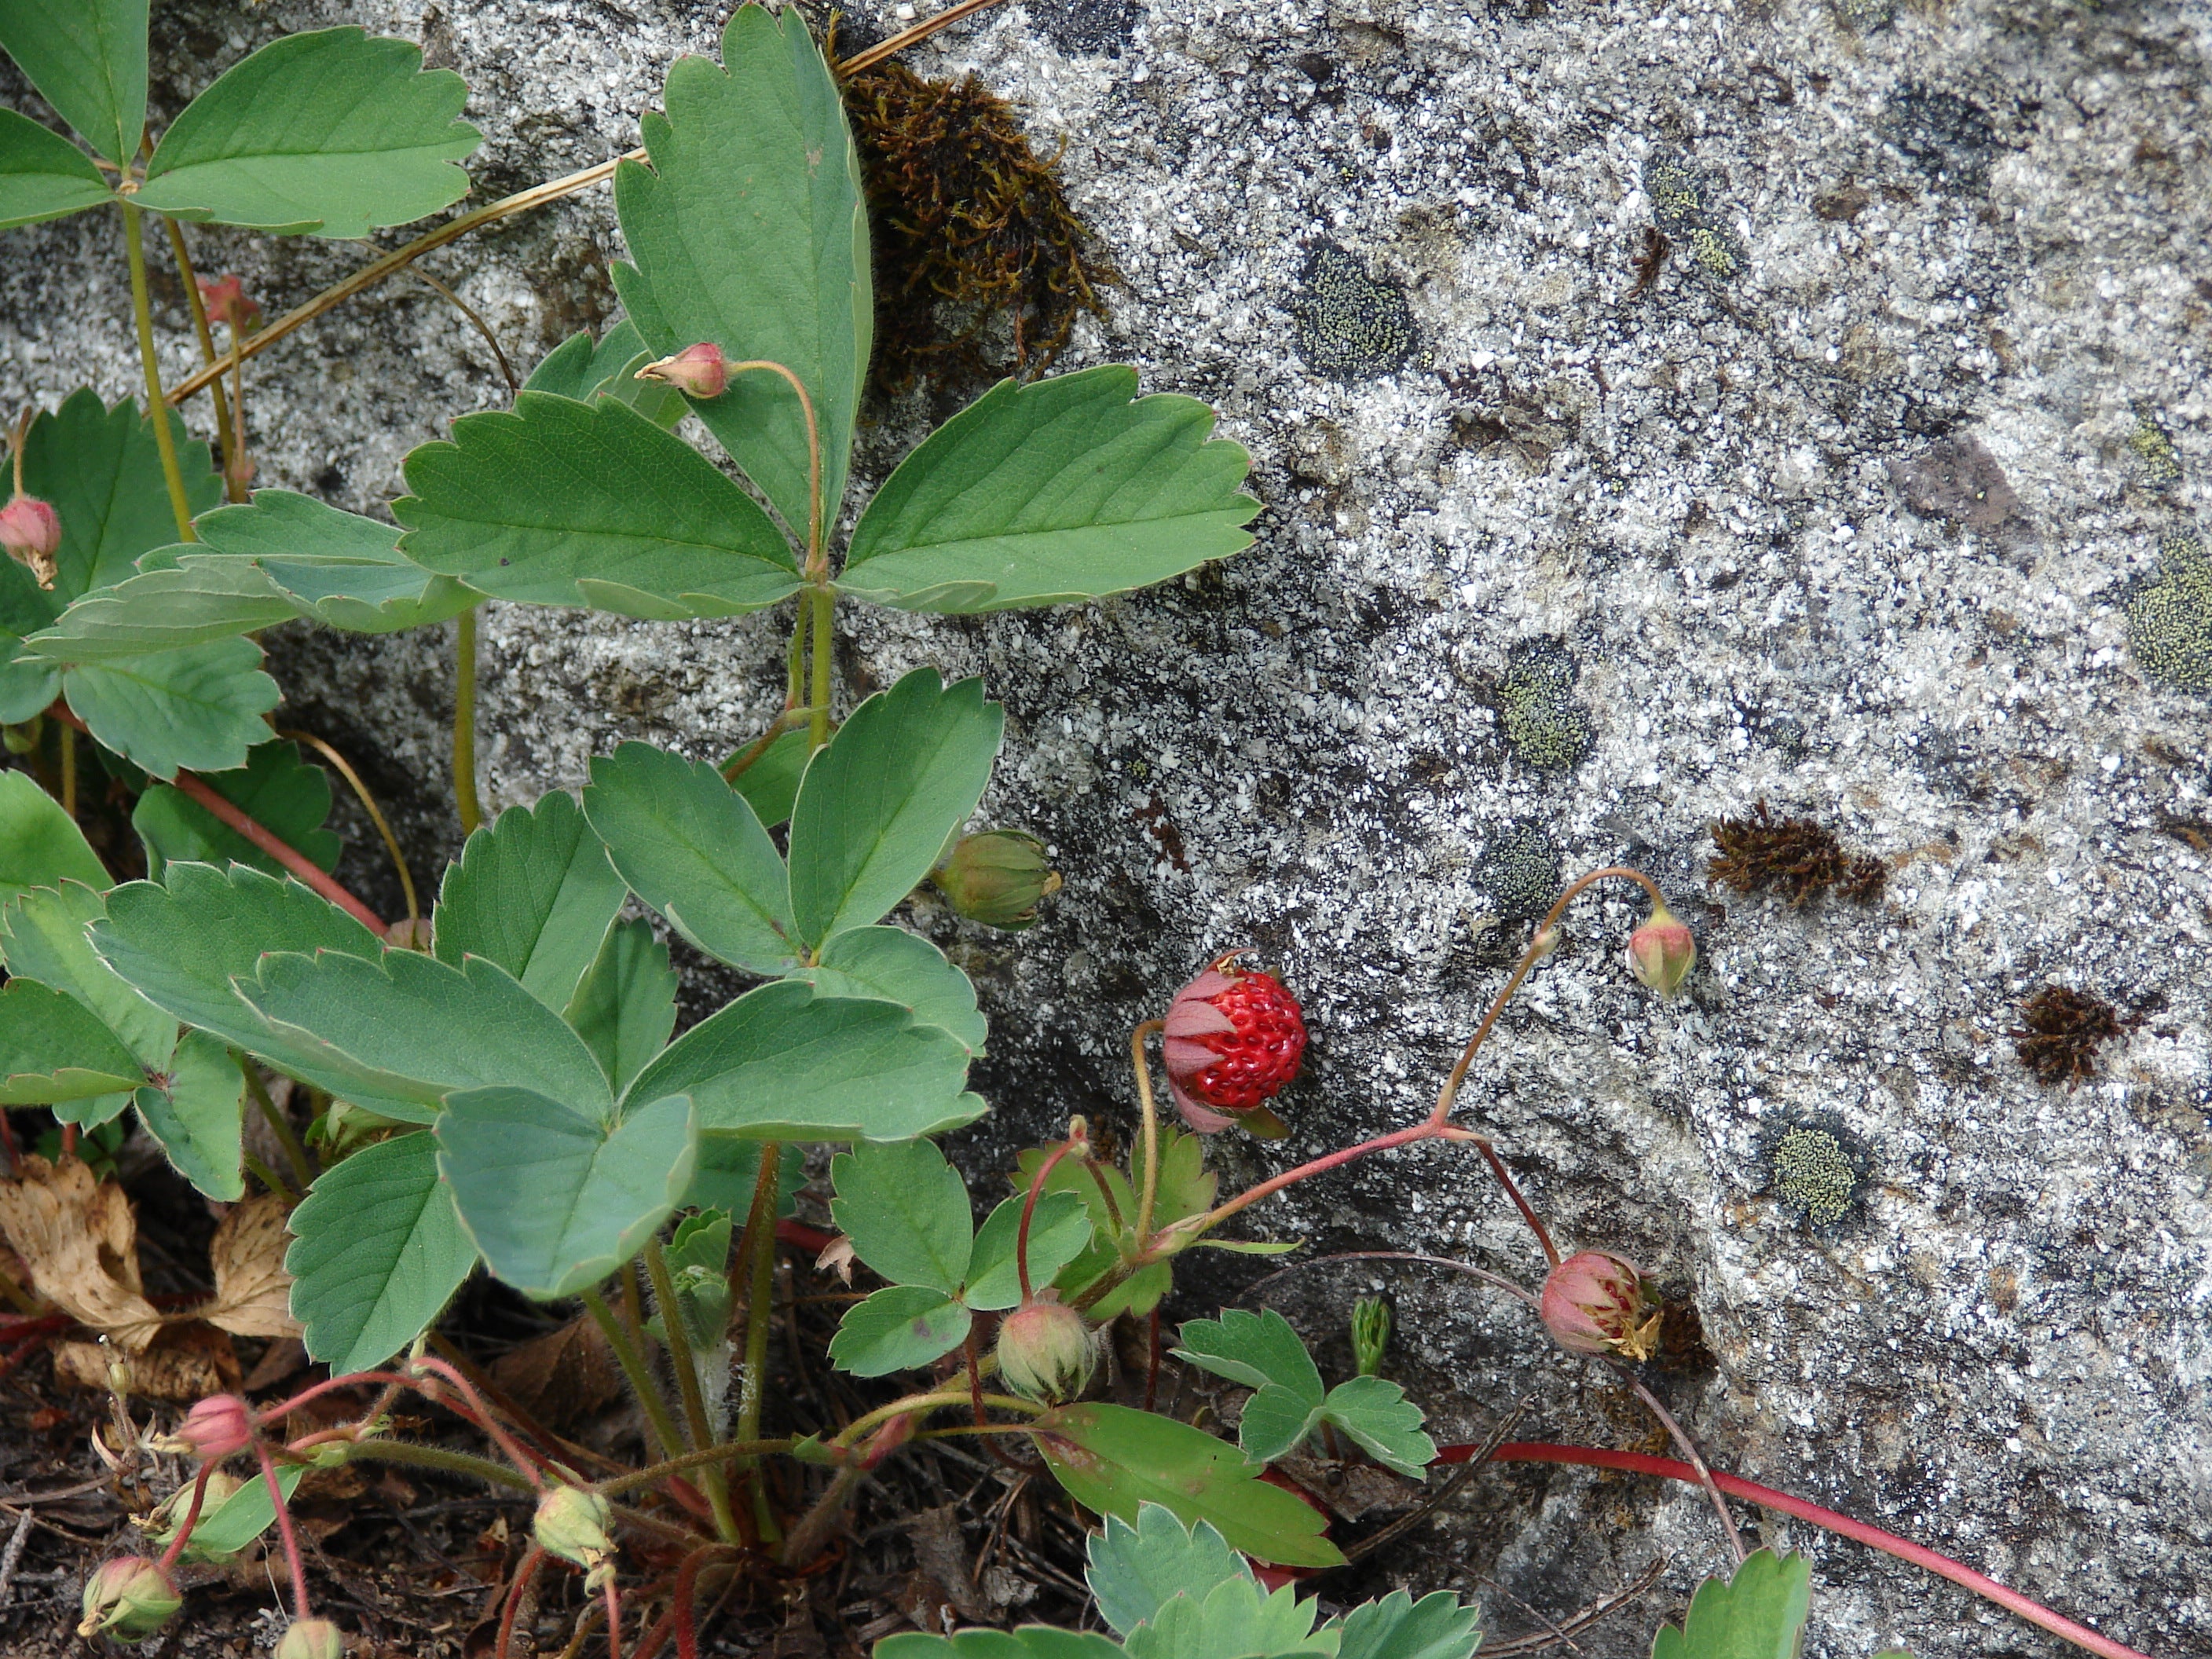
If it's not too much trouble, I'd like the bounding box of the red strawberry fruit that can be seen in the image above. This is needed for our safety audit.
[1162,951,1306,1137]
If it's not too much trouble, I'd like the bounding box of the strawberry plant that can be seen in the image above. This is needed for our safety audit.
[0,5,2165,1659]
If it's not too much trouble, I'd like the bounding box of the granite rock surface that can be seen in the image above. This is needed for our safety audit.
[3,0,2210,1652]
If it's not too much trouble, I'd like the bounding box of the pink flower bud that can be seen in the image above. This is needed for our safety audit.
[859,1410,915,1470]
[78,1557,181,1642]
[155,1393,254,1460]
[636,342,730,399]
[275,1619,346,1659]
[1625,899,1695,997]
[1161,952,1306,1137]
[994,1298,1094,1403]
[0,493,60,588]
[1540,1251,1661,1362]
[198,273,261,335]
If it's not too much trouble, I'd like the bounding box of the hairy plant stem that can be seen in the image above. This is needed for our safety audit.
[343,1437,537,1491]
[834,1389,1042,1449]
[237,1055,314,1188]
[255,1438,313,1620]
[454,609,483,836]
[1452,1442,2154,1659]
[734,1144,784,1544]
[594,1437,795,1497]
[154,1463,215,1573]
[1129,1020,1165,1242]
[159,218,240,500]
[644,1238,740,1545]
[121,203,196,542]
[581,1285,685,1464]
[45,704,386,931]
[495,1546,546,1659]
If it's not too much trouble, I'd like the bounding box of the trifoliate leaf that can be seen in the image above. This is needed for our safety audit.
[829,1137,973,1295]
[1314,1377,1436,1481]
[840,367,1258,613]
[136,27,478,235]
[1331,1589,1481,1659]
[1173,1309,1325,1408]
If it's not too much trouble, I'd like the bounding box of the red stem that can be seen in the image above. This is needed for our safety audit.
[1017,1137,1080,1302]
[412,1355,548,1485]
[1172,1115,1456,1243]
[255,1437,313,1621]
[672,1543,736,1659]
[45,702,385,932]
[1441,1441,2157,1659]
[605,1575,624,1659]
[495,1546,545,1659]
[155,1463,216,1573]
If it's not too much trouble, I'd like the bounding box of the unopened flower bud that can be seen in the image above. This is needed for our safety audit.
[78,1557,181,1642]
[859,1410,915,1470]
[929,830,1062,930]
[994,1298,1094,1404]
[1350,1296,1392,1378]
[533,1483,615,1582]
[636,342,730,399]
[0,492,60,587]
[274,1618,346,1659]
[198,273,261,335]
[1625,899,1695,998]
[1540,1251,1661,1363]
[154,1393,254,1460]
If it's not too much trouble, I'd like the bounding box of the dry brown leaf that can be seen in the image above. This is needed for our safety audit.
[55,1324,240,1399]
[489,1314,624,1431]
[0,1156,163,1352]
[202,1194,302,1339]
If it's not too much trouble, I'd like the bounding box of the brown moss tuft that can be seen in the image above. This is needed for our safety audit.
[2009,985,2135,1089]
[1839,854,1892,905]
[1709,801,1861,906]
[835,52,1117,394]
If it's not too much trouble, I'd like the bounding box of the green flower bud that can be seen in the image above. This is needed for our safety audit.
[930,830,1062,930]
[1351,1296,1392,1378]
[274,1618,346,1659]
[533,1484,616,1584]
[78,1557,181,1643]
[994,1298,1094,1403]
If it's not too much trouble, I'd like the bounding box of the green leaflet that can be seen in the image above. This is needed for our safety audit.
[0,107,114,229]
[149,1464,305,1565]
[438,1086,696,1299]
[394,391,800,619]
[237,947,614,1119]
[1,881,174,1071]
[1650,1551,1811,1659]
[1175,1311,1434,1478]
[624,978,980,1142]
[16,390,219,599]
[0,769,110,906]
[611,2,869,540]
[1033,1403,1342,1569]
[135,27,479,235]
[582,742,797,976]
[562,918,679,1095]
[877,1629,1123,1659]
[726,725,808,829]
[826,1283,970,1377]
[523,320,686,430]
[1120,1577,1324,1659]
[0,0,147,165]
[0,977,147,1103]
[1309,1376,1435,1481]
[786,670,1003,948]
[286,1130,477,1373]
[193,490,477,633]
[24,558,300,661]
[133,1029,244,1200]
[1333,1591,1481,1659]
[829,1138,973,1295]
[61,636,280,779]
[840,367,1259,613]
[134,738,340,881]
[0,557,61,723]
[795,926,987,1056]
[1085,1506,1251,1638]
[961,1191,1091,1313]
[434,789,625,1012]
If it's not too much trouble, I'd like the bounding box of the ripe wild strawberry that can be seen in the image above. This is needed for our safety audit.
[1163,952,1306,1137]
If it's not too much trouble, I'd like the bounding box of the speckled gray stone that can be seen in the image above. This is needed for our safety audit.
[4,0,2210,1653]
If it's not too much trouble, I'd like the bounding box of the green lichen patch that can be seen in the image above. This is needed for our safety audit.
[1288,243,1420,383]
[1643,153,1743,282]
[1494,639,1593,771]
[1476,821,1563,921]
[2127,533,2212,694]
[1767,1119,1868,1229]
[2129,410,2183,489]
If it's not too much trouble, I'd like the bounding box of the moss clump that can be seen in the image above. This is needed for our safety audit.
[2128,534,2212,694]
[1287,243,1419,383]
[835,53,1116,394]
[1643,154,1743,281]
[1708,801,1888,907]
[1495,639,1592,771]
[2010,984,2133,1088]
[2128,411,2183,488]
[1769,1123,1862,1228]
[1476,822,1563,922]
